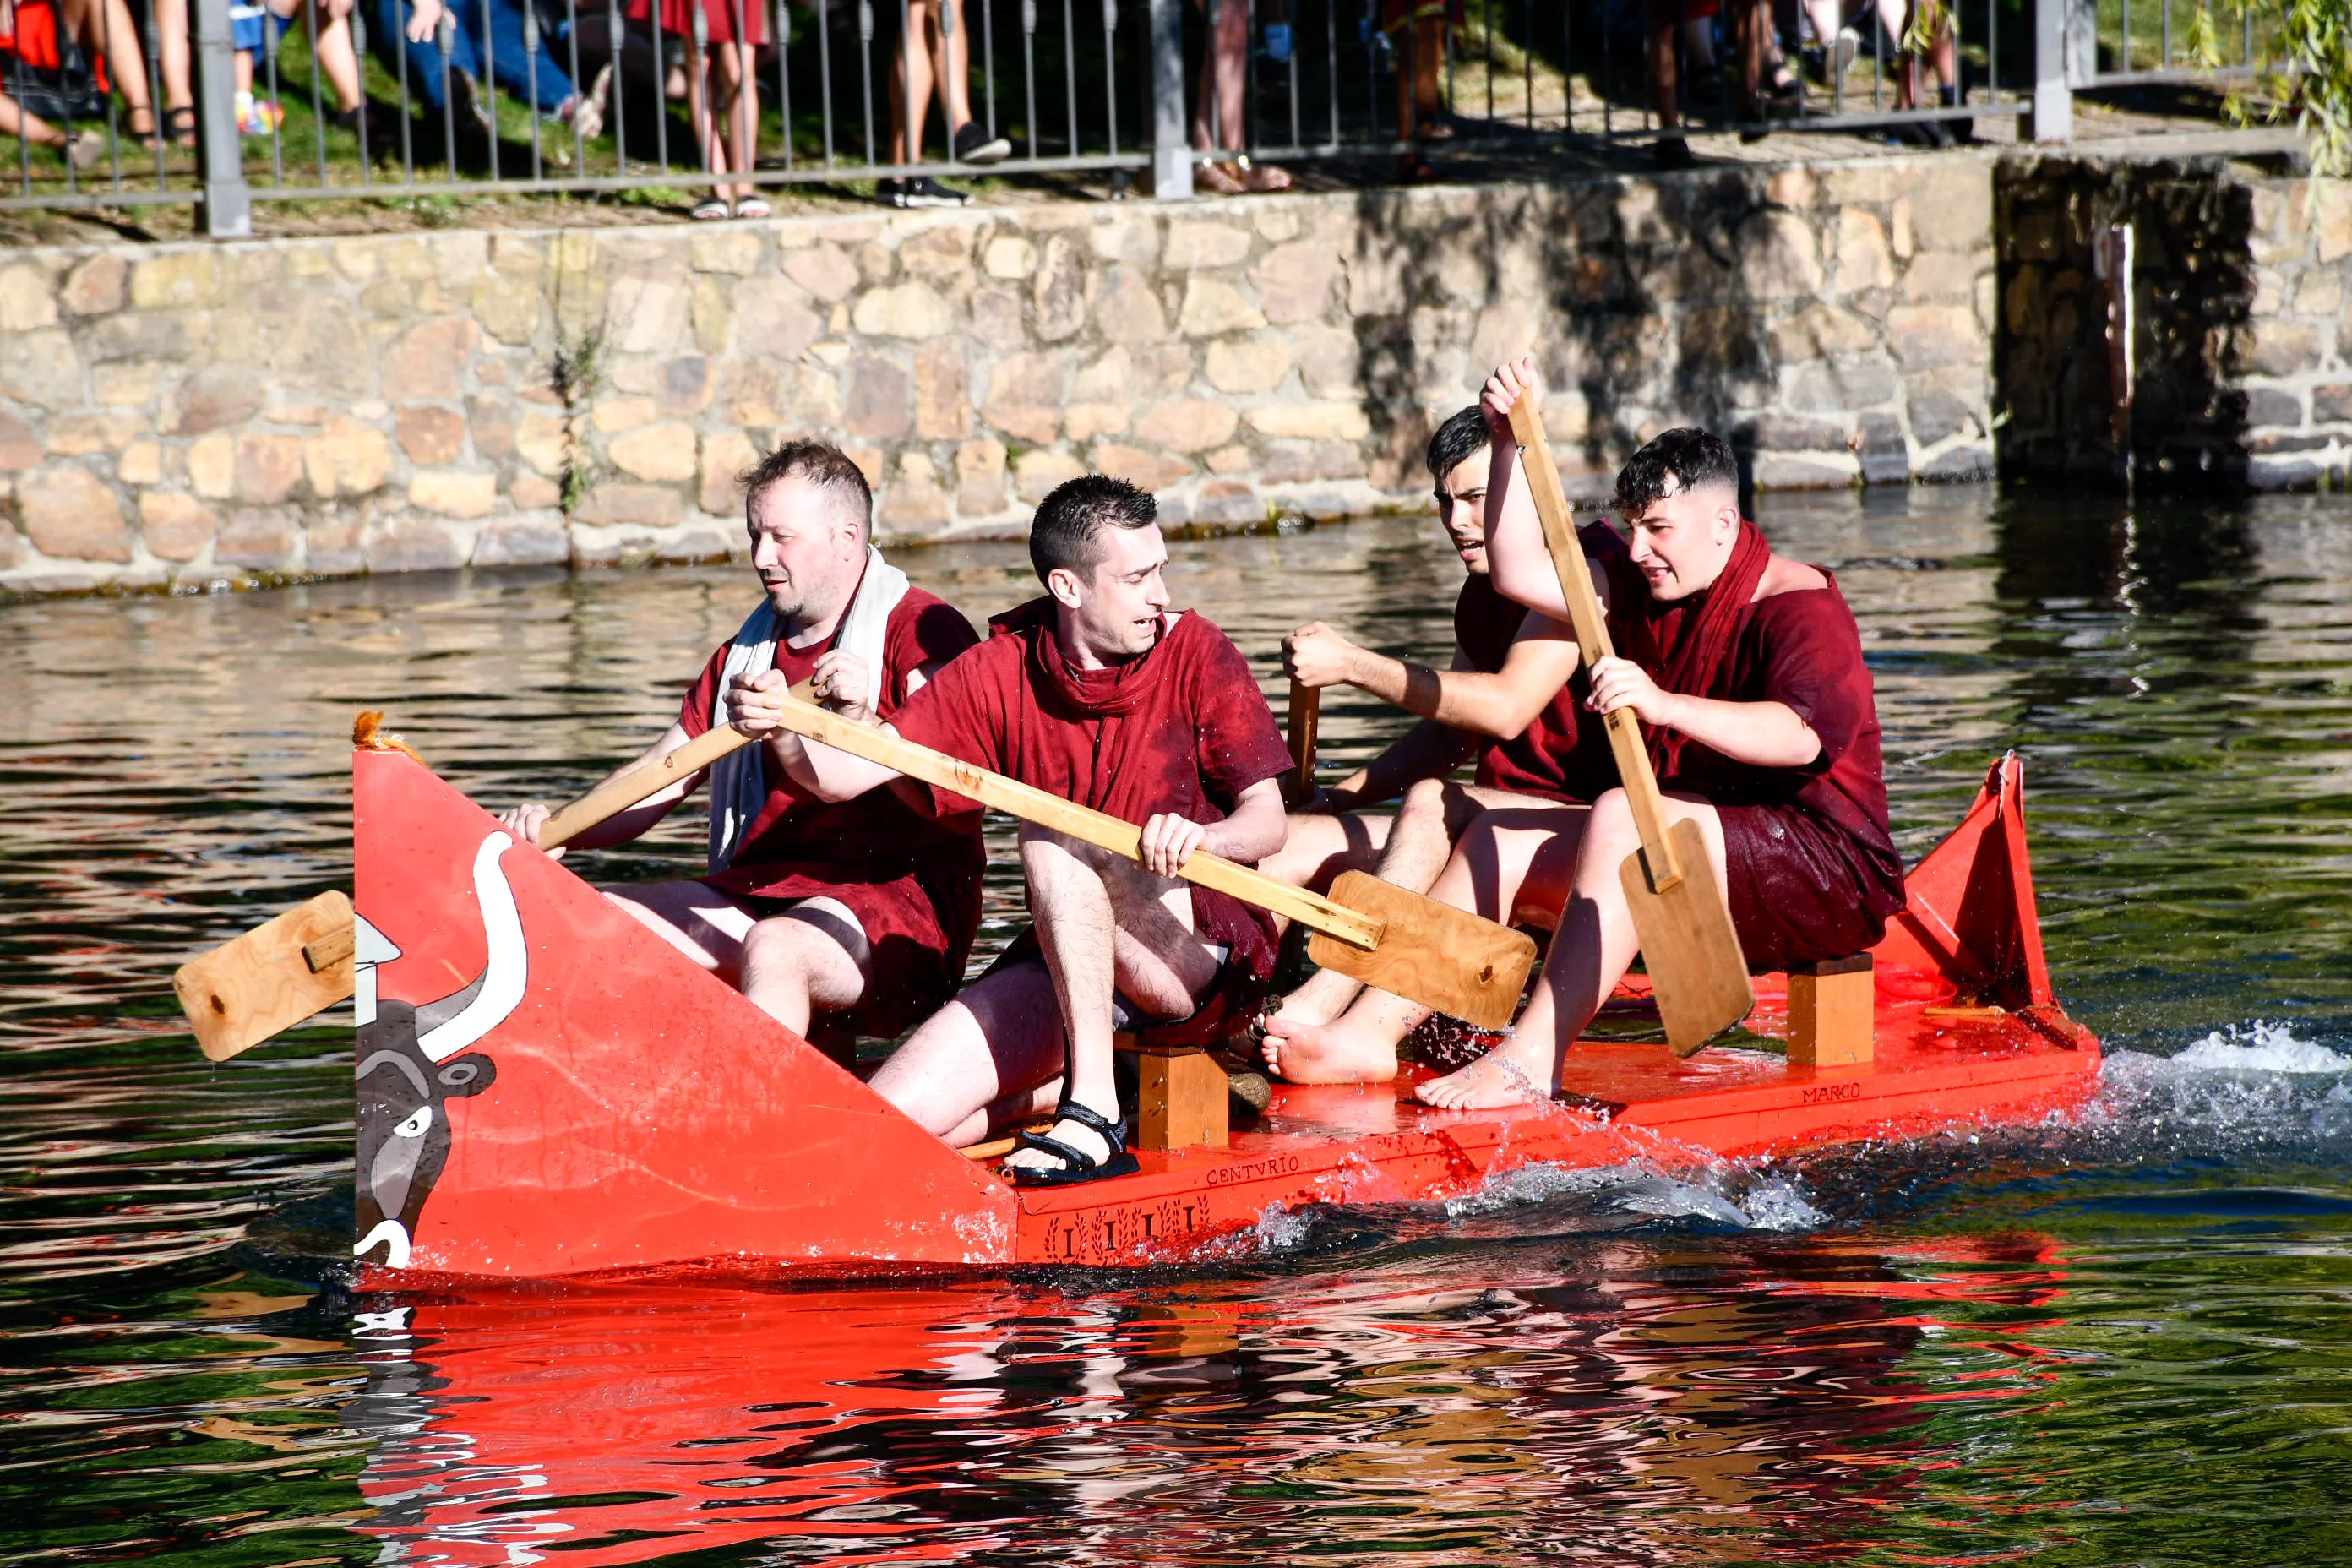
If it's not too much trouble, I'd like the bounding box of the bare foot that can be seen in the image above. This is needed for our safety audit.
[1261,1015,1399,1084]
[1270,967,1364,1031]
[1414,1037,1551,1109]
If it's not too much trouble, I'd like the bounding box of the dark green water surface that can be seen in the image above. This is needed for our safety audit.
[3,487,2349,1567]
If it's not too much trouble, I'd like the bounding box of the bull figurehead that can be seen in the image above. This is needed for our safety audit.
[354,832,528,1269]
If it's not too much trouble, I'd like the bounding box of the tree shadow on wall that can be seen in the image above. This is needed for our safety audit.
[1993,155,2257,488]
[1339,169,1809,506]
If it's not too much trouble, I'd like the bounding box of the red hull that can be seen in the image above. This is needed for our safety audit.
[351,752,2097,1277]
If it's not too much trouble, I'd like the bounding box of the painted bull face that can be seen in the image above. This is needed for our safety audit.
[353,832,529,1270]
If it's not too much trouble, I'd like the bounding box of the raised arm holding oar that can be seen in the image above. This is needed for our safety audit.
[1268,358,1907,1108]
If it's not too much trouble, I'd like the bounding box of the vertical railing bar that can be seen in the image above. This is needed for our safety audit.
[857,0,875,167]
[607,0,630,172]
[982,0,997,139]
[564,0,584,171]
[1325,0,1337,143]
[144,11,168,187]
[1522,0,1531,127]
[481,0,501,180]
[1601,0,1611,134]
[1062,0,1077,155]
[394,0,416,185]
[2121,0,2132,74]
[266,14,287,186]
[1985,0,1995,101]
[441,11,459,182]
[14,54,32,195]
[526,6,543,180]
[651,0,671,172]
[1021,0,1037,156]
[306,0,327,184]
[901,0,916,168]
[1483,0,1492,125]
[1105,0,1121,157]
[1242,0,1255,155]
[1560,0,1570,133]
[1285,0,1298,150]
[785,0,804,170]
[352,10,373,182]
[2161,0,2170,68]
[816,0,836,166]
[99,0,123,191]
[1870,0,1880,112]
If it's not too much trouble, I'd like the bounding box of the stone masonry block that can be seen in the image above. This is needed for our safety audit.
[19,467,130,561]
[138,491,220,561]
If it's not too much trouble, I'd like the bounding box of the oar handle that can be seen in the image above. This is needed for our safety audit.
[1283,679,1320,808]
[536,678,821,851]
[771,694,1384,952]
[539,722,754,850]
[1505,398,1685,892]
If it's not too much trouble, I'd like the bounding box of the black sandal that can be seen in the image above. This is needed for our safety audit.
[1005,1098,1138,1187]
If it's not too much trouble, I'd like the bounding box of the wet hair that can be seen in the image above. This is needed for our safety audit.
[1425,406,1493,486]
[1614,427,1740,520]
[739,440,873,535]
[1028,475,1157,585]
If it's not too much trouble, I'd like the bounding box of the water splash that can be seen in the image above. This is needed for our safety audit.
[2089,1021,2352,1153]
[1447,1158,1827,1234]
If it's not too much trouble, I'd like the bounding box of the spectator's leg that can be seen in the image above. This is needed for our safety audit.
[308,0,366,112]
[885,0,937,164]
[63,0,161,128]
[716,36,755,200]
[482,0,576,109]
[1644,0,1683,132]
[0,92,72,149]
[379,0,453,111]
[1190,0,1244,153]
[934,0,974,139]
[154,0,197,138]
[1730,0,1763,117]
[1408,13,1442,133]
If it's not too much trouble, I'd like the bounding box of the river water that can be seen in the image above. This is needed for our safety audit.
[3,486,2349,1566]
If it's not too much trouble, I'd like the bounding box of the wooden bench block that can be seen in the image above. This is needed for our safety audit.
[1787,954,1874,1070]
[1117,1035,1229,1151]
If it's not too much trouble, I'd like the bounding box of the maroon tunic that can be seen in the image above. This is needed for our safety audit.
[677,585,984,1037]
[1455,524,1621,805]
[890,598,1295,1012]
[1603,521,1905,972]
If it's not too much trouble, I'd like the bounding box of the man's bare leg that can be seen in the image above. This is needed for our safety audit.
[1256,809,1388,898]
[604,882,869,1038]
[1418,790,1729,1110]
[737,897,872,1038]
[1263,800,1592,1083]
[1002,825,1220,1173]
[1270,779,1522,1029]
[871,959,1071,1145]
[604,881,757,975]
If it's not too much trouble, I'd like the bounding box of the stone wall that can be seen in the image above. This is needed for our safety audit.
[0,154,2001,595]
[1995,154,2352,488]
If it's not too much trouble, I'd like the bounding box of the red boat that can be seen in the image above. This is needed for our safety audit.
[351,751,2098,1278]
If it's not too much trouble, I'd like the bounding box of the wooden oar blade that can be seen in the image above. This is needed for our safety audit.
[1619,819,1753,1055]
[1305,871,1536,1031]
[174,890,357,1062]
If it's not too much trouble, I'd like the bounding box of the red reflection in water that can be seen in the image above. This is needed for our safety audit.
[350,1237,2072,1568]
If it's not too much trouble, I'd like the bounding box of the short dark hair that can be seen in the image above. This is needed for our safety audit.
[1028,475,1157,585]
[1614,427,1740,520]
[739,440,873,534]
[1426,406,1492,486]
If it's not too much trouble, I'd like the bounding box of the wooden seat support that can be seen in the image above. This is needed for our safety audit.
[1114,1033,1230,1151]
[1786,954,1875,1069]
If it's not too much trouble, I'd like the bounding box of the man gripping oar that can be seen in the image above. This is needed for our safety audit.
[1266,359,1905,1108]
[497,442,985,1055]
[744,476,1297,1186]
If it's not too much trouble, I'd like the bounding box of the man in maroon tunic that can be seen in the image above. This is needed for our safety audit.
[1267,359,1905,1106]
[497,442,983,1056]
[1255,406,1619,1072]
[740,476,1293,1183]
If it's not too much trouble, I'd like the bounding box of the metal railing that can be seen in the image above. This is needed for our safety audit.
[2032,0,2289,142]
[0,0,2266,232]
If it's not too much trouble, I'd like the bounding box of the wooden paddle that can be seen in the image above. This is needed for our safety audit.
[173,694,799,1062]
[768,693,1535,1029]
[1505,400,1753,1055]
[1283,679,1320,808]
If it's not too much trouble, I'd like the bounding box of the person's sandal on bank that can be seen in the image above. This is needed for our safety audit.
[1004,1098,1139,1186]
